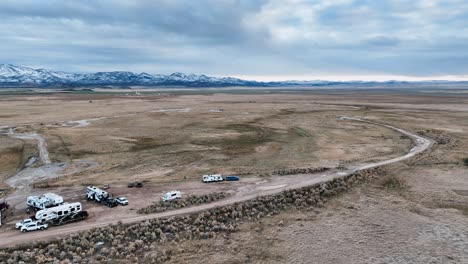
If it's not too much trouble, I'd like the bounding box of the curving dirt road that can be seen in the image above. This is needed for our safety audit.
[7,129,51,165]
[2,126,97,205]
[0,117,432,248]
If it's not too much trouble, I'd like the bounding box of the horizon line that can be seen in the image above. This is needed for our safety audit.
[227,74,468,82]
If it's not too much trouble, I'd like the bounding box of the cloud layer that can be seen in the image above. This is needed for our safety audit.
[1,0,467,80]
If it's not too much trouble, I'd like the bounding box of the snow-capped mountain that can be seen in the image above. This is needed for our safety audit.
[1,64,465,88]
[0,64,261,87]
[0,64,62,84]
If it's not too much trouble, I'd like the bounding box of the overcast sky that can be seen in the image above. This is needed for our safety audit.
[1,0,468,81]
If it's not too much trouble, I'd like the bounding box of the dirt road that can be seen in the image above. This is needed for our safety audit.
[1,122,97,202]
[7,130,51,165]
[0,117,432,248]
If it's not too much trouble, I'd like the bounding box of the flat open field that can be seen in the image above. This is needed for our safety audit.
[1,89,468,263]
[0,92,414,186]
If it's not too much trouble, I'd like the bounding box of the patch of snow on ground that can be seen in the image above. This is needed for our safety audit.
[65,117,107,127]
[155,108,192,112]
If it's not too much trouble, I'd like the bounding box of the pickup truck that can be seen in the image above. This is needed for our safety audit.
[116,197,129,206]
[16,218,35,229]
[225,176,240,181]
[20,222,48,232]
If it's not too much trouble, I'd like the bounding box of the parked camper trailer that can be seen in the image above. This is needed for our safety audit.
[86,186,109,202]
[35,202,88,226]
[27,193,64,210]
[85,186,118,207]
[202,174,224,183]
[162,190,182,202]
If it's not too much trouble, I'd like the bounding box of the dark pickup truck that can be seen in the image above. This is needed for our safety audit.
[225,176,239,181]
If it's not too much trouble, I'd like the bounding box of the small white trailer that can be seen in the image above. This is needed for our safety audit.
[202,174,224,183]
[162,190,182,202]
[27,193,64,210]
[86,186,109,202]
[85,186,118,207]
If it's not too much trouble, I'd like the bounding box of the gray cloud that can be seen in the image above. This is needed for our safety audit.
[0,0,467,79]
[365,36,400,47]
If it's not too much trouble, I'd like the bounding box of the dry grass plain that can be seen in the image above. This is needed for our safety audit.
[160,91,468,264]
[1,90,468,263]
[0,92,412,187]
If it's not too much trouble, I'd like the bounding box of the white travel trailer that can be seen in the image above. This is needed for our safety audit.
[202,174,224,183]
[35,202,84,224]
[27,193,64,210]
[162,190,182,202]
[86,186,109,202]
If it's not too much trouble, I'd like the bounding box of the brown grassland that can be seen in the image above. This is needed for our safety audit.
[0,89,468,263]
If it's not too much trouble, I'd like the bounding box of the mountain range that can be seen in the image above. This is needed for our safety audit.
[0,64,265,87]
[0,64,465,88]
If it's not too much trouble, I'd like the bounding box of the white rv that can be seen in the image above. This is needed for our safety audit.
[86,186,109,202]
[202,174,224,183]
[35,202,83,222]
[27,193,64,210]
[162,190,182,202]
